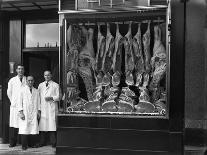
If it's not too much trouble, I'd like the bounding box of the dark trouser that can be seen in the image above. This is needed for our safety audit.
[39,131,56,146]
[21,135,38,148]
[9,127,18,146]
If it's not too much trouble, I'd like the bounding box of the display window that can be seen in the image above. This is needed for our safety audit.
[59,5,170,118]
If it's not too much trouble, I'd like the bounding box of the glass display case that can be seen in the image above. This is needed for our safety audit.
[59,5,170,118]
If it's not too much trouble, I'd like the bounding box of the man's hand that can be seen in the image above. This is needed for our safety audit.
[45,96,53,102]
[37,110,41,120]
[19,111,25,120]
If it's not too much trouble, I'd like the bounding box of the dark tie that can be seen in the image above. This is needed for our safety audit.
[20,77,22,82]
[46,82,49,87]
[30,88,32,93]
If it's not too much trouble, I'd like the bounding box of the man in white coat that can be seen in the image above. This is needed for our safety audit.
[18,76,41,150]
[38,70,60,147]
[7,64,26,147]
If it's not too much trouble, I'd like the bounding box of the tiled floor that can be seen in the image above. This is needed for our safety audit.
[0,144,55,155]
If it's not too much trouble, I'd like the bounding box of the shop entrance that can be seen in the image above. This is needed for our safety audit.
[23,51,59,88]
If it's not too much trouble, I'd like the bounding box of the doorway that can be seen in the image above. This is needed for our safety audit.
[23,51,59,88]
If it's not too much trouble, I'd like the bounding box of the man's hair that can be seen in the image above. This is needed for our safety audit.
[27,75,34,80]
[16,63,24,68]
[44,70,52,75]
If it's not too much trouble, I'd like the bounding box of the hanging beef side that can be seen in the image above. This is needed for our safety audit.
[133,23,145,87]
[112,23,124,87]
[95,24,106,86]
[78,26,95,102]
[102,23,115,86]
[123,21,135,86]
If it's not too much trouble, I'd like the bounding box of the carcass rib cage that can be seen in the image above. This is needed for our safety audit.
[61,7,170,117]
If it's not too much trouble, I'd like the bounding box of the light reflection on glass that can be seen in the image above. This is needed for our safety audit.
[26,23,59,48]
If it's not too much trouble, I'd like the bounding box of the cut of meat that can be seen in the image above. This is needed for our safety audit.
[102,87,119,112]
[149,25,167,91]
[117,87,135,112]
[135,87,155,113]
[102,23,115,86]
[95,24,106,86]
[142,21,151,73]
[123,21,135,86]
[78,26,96,101]
[112,23,124,86]
[133,23,145,87]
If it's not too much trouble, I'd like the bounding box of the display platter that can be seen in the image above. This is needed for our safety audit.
[60,7,170,118]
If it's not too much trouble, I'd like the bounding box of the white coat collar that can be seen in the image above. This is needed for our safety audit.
[26,86,34,95]
[15,75,26,85]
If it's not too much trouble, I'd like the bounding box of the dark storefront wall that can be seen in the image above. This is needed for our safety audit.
[185,0,207,146]
[0,12,10,142]
[0,9,58,143]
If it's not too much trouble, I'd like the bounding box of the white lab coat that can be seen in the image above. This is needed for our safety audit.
[7,76,27,128]
[38,80,60,131]
[18,86,40,135]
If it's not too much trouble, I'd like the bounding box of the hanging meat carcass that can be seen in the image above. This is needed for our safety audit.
[101,23,118,112]
[78,26,96,102]
[66,25,84,86]
[66,25,86,110]
[142,21,151,88]
[149,25,167,103]
[95,24,106,86]
[134,21,155,113]
[123,21,135,86]
[102,23,115,86]
[112,23,124,86]
[132,23,145,87]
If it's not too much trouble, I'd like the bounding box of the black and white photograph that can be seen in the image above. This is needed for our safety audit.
[0,0,205,154]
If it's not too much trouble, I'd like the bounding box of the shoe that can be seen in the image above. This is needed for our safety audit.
[35,143,45,147]
[9,144,16,147]
[22,146,27,150]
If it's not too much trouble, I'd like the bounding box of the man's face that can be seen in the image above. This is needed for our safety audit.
[27,76,34,87]
[44,71,52,82]
[16,66,24,76]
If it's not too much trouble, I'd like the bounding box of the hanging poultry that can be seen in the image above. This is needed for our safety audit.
[132,23,145,87]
